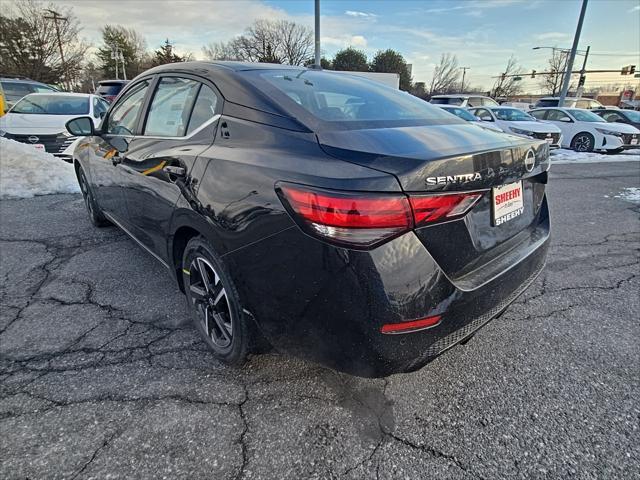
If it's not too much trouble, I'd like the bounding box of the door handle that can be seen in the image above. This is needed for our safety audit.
[163,165,186,177]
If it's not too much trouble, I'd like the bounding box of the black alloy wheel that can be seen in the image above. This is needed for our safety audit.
[571,132,595,152]
[183,237,250,364]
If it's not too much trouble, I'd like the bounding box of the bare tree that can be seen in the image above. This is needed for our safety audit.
[202,41,241,61]
[0,0,88,88]
[491,56,523,99]
[429,53,461,95]
[202,19,313,66]
[540,49,568,96]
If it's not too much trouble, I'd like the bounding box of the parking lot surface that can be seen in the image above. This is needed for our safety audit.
[1,161,639,479]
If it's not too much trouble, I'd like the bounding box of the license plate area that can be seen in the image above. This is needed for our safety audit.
[492,181,524,226]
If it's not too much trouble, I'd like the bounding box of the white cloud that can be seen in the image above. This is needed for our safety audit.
[345,10,376,18]
[534,32,570,41]
[629,5,640,12]
[322,35,368,49]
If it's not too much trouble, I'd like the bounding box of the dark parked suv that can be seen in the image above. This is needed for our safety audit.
[66,62,550,377]
[96,79,130,102]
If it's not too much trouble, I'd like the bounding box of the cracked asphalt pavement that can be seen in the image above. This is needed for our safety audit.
[1,161,639,479]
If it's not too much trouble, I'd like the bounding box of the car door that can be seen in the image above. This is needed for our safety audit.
[90,79,152,224]
[118,75,222,263]
[544,109,576,145]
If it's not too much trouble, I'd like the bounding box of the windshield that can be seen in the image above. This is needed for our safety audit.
[430,97,464,105]
[250,70,460,128]
[492,108,535,121]
[567,109,605,123]
[11,95,90,115]
[623,110,640,122]
[442,106,477,121]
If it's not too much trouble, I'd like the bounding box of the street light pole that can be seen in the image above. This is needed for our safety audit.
[558,0,588,107]
[461,67,470,93]
[314,0,321,68]
[44,9,69,90]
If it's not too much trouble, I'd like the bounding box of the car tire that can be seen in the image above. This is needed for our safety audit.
[570,132,595,152]
[77,165,110,227]
[182,236,251,366]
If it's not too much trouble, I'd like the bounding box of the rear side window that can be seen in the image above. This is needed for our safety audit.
[107,81,150,135]
[536,99,558,108]
[144,77,200,137]
[97,83,124,95]
[186,85,219,135]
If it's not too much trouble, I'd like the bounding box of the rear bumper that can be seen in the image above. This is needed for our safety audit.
[225,195,550,377]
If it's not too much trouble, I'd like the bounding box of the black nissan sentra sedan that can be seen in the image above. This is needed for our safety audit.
[65,62,550,377]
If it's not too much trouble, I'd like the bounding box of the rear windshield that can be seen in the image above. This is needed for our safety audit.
[245,70,460,129]
[97,83,124,95]
[441,106,477,121]
[492,108,534,121]
[567,109,605,123]
[11,95,90,115]
[430,97,464,105]
[535,99,559,107]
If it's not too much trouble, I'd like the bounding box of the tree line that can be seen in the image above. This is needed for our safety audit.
[0,0,577,98]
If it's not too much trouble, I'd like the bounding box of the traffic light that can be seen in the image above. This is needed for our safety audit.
[631,65,636,75]
[621,65,636,75]
[531,70,536,79]
[578,75,586,87]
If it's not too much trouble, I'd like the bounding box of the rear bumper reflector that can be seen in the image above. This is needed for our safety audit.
[380,315,442,334]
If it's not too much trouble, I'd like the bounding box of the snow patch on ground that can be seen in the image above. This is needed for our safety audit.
[614,187,640,204]
[551,148,640,164]
[0,138,80,199]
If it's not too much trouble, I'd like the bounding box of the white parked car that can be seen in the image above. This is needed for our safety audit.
[430,94,499,108]
[534,97,603,110]
[469,106,563,148]
[437,105,503,132]
[0,92,109,161]
[529,107,640,152]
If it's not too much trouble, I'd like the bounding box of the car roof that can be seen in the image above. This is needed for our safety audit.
[21,92,95,98]
[0,77,50,85]
[431,94,491,98]
[98,79,129,85]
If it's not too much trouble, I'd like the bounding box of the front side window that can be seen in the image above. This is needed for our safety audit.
[186,84,219,135]
[576,100,589,109]
[144,77,201,137]
[601,111,624,123]
[107,80,150,135]
[546,109,572,122]
[10,94,89,115]
[467,97,482,107]
[529,110,547,120]
[481,97,499,106]
[567,109,605,123]
[474,108,493,121]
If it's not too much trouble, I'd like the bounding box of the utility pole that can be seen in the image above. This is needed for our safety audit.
[314,0,321,68]
[575,45,590,98]
[461,67,470,92]
[44,9,68,90]
[558,0,588,107]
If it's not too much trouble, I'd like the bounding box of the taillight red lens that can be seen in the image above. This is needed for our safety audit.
[277,183,413,248]
[277,183,483,249]
[410,193,482,226]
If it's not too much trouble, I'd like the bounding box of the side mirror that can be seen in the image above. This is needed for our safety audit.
[66,116,95,136]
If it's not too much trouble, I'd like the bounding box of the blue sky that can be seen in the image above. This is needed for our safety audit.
[54,0,640,92]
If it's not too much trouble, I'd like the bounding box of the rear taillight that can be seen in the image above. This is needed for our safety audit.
[277,182,483,249]
[277,183,412,249]
[410,192,482,226]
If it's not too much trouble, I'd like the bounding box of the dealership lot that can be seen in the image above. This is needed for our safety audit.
[1,161,638,479]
